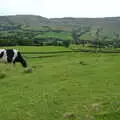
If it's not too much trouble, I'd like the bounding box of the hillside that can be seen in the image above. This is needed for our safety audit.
[0,15,50,26]
[1,15,120,46]
[0,15,120,32]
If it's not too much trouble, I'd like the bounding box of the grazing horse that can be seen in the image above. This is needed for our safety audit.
[0,49,27,68]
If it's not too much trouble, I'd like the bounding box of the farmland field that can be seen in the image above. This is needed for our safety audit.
[0,46,120,120]
[1,46,72,52]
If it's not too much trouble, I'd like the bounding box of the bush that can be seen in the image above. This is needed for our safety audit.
[63,40,70,47]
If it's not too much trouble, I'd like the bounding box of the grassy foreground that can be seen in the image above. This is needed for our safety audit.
[0,46,119,120]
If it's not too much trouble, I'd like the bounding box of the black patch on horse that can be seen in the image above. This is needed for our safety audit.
[6,49,14,63]
[13,52,27,68]
[0,51,4,58]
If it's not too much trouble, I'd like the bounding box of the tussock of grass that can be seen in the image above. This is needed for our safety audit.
[24,67,32,73]
[0,71,6,79]
[63,112,76,119]
[80,61,88,65]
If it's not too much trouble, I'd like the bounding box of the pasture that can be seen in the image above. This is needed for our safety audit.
[0,46,120,120]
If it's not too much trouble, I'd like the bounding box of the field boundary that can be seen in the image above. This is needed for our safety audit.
[22,49,120,55]
[22,51,75,54]
[79,49,120,53]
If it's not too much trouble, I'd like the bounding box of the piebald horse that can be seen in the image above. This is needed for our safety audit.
[0,49,27,68]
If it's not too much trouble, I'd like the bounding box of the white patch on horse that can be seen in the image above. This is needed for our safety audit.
[12,49,18,62]
[0,49,7,63]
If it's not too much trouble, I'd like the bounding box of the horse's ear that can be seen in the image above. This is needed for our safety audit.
[0,51,4,58]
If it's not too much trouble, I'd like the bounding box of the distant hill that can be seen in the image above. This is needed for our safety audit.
[0,15,49,26]
[1,15,120,33]
[51,17,120,33]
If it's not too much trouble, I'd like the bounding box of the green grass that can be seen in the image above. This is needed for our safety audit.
[35,32,72,40]
[0,46,120,120]
[0,46,72,52]
[80,32,96,40]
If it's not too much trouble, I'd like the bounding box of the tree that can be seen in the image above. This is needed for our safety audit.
[72,30,79,44]
[72,26,91,45]
[112,32,120,48]
[101,36,109,48]
[63,40,70,48]
[95,27,103,51]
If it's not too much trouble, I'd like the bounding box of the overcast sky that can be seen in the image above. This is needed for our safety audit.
[0,0,120,18]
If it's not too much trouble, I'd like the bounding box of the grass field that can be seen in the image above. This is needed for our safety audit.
[35,32,72,40]
[0,46,120,120]
[1,46,72,52]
